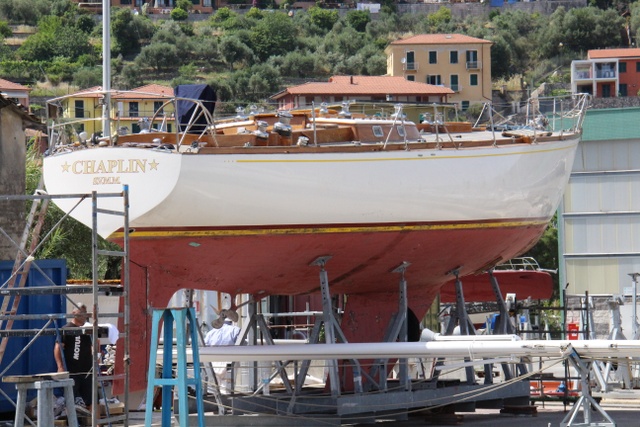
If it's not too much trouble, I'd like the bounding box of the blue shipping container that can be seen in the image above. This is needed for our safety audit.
[0,259,67,414]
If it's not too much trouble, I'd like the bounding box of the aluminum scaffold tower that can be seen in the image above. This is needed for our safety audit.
[0,186,131,427]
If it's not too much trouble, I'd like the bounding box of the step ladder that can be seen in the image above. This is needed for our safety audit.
[145,307,205,427]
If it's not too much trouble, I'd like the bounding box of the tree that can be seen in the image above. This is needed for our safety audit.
[219,35,254,70]
[563,7,623,52]
[249,11,297,62]
[75,14,95,34]
[111,7,156,57]
[631,2,640,45]
[308,6,338,32]
[176,0,191,10]
[346,10,370,33]
[114,62,144,89]
[171,7,188,21]
[0,20,11,38]
[0,0,51,25]
[320,22,366,58]
[73,66,102,88]
[17,15,91,62]
[424,6,452,32]
[135,41,181,71]
[277,50,317,78]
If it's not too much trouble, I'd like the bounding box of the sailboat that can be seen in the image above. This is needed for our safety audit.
[42,86,588,391]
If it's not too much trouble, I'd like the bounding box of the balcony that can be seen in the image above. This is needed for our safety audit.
[574,70,592,80]
[404,62,418,71]
[466,61,481,70]
[595,70,616,79]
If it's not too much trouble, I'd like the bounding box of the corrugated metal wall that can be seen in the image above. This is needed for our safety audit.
[559,108,640,297]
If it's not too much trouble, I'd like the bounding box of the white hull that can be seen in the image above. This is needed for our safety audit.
[43,132,579,238]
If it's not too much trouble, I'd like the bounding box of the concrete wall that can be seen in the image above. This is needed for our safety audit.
[0,106,26,261]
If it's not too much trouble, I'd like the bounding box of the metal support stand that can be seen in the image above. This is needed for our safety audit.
[451,268,476,385]
[365,262,413,392]
[393,262,410,391]
[561,349,616,427]
[236,312,294,395]
[631,273,640,340]
[310,256,364,398]
[488,270,527,380]
[489,270,516,335]
[313,256,341,398]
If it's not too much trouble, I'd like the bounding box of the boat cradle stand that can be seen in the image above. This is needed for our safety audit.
[443,269,617,427]
[206,258,534,425]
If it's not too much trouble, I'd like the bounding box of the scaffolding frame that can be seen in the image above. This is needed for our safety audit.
[0,187,130,427]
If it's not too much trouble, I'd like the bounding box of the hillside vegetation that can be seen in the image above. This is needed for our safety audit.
[0,0,638,105]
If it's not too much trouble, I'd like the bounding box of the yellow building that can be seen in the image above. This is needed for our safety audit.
[52,84,175,137]
[386,34,492,110]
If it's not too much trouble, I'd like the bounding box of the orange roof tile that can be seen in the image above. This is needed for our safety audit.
[275,75,453,99]
[390,34,491,46]
[588,48,640,59]
[68,86,104,98]
[113,84,174,99]
[0,78,31,92]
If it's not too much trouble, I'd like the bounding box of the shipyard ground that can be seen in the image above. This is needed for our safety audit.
[132,394,640,427]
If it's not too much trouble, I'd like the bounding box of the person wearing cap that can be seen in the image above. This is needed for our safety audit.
[204,317,240,347]
[54,303,94,411]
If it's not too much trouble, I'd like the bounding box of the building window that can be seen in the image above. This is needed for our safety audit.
[450,74,459,92]
[305,96,314,105]
[334,96,343,102]
[429,51,437,64]
[427,75,441,85]
[74,100,85,118]
[619,83,627,97]
[470,74,478,86]
[450,51,458,64]
[154,101,164,114]
[405,51,416,70]
[407,75,415,81]
[120,0,131,4]
[619,62,626,73]
[466,50,478,69]
[461,101,470,111]
[203,0,211,5]
[129,102,139,117]
[602,84,611,98]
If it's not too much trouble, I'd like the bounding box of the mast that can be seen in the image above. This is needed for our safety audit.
[102,0,111,139]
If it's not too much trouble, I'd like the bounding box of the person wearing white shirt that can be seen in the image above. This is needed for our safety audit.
[205,319,240,394]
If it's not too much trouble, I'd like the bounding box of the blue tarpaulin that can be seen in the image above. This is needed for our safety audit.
[174,84,216,134]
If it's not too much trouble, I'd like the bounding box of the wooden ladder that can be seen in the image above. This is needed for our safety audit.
[0,180,50,366]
